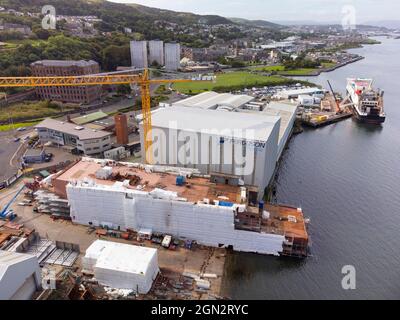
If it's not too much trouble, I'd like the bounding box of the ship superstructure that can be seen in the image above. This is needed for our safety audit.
[346,78,385,124]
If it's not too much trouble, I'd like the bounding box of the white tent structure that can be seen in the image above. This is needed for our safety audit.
[82,240,159,294]
[0,251,41,300]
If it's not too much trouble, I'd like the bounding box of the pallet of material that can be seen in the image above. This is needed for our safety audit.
[0,228,23,236]
[0,233,11,246]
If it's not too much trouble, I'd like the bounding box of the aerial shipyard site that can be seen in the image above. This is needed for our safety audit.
[0,0,399,302]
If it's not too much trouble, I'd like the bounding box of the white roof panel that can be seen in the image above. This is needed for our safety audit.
[173,91,254,110]
[35,118,111,140]
[85,240,157,276]
[278,87,324,97]
[263,102,297,143]
[150,106,280,141]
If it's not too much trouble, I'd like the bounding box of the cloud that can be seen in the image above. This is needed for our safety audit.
[108,0,400,22]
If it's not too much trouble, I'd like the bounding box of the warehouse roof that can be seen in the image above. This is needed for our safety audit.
[23,148,45,157]
[71,111,108,125]
[36,118,111,140]
[0,251,33,277]
[277,87,324,98]
[150,106,280,141]
[85,240,157,275]
[0,251,40,300]
[263,101,297,143]
[173,91,254,110]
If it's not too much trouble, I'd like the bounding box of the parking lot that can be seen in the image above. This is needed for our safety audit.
[24,146,80,172]
[0,130,29,182]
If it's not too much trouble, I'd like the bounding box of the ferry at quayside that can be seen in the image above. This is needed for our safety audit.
[346,78,386,124]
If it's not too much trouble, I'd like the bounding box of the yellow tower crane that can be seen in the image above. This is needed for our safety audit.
[0,69,213,164]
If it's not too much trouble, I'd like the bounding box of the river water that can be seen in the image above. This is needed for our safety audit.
[222,37,400,300]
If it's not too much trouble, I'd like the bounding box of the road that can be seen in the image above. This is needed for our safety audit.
[0,130,29,182]
[0,83,166,183]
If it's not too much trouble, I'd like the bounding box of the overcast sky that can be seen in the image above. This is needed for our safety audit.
[109,0,399,23]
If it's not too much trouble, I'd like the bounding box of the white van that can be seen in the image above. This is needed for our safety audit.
[162,235,172,248]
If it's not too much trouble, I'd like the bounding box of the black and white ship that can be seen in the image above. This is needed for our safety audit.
[346,78,386,124]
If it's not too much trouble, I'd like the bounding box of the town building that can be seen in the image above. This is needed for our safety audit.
[148,40,164,66]
[35,118,112,156]
[130,41,148,69]
[164,43,181,71]
[0,251,42,300]
[0,23,32,35]
[30,60,101,104]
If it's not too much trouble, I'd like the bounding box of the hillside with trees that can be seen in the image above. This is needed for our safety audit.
[0,0,285,86]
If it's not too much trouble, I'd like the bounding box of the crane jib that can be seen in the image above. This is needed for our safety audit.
[0,69,212,164]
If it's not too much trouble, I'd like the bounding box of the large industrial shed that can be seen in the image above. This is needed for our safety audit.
[0,251,41,300]
[82,240,159,294]
[173,91,255,110]
[140,106,281,193]
[140,92,297,195]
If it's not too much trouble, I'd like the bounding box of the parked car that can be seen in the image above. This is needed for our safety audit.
[151,236,162,245]
[18,200,32,206]
[13,137,20,142]
[17,127,26,132]
[162,235,172,248]
[44,153,53,162]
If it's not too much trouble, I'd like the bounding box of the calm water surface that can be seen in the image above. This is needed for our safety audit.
[222,37,400,300]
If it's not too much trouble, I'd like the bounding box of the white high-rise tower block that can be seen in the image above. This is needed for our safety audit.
[149,40,164,66]
[130,41,148,68]
[164,43,181,71]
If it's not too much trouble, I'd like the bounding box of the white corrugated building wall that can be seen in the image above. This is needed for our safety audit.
[82,240,159,294]
[68,183,285,256]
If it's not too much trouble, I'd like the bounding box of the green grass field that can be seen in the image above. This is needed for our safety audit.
[279,68,319,75]
[251,62,337,75]
[4,39,45,46]
[251,65,286,72]
[321,62,337,68]
[0,101,80,122]
[173,72,296,94]
[0,121,40,132]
